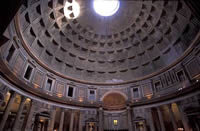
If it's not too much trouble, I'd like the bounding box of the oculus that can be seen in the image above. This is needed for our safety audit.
[93,0,120,16]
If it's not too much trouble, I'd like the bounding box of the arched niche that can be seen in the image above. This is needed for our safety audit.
[101,91,127,110]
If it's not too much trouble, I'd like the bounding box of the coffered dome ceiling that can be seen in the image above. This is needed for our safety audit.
[15,0,200,84]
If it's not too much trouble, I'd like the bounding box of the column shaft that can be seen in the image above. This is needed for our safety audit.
[12,96,26,131]
[24,100,35,131]
[127,107,133,131]
[147,108,155,131]
[48,109,57,131]
[74,116,77,131]
[157,107,166,131]
[98,108,103,131]
[0,92,16,130]
[69,111,75,131]
[86,123,89,131]
[79,111,83,131]
[59,111,65,131]
[144,122,147,131]
[167,105,178,131]
[177,103,191,131]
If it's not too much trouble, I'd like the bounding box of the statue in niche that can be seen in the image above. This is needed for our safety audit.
[89,126,93,131]
[89,123,94,131]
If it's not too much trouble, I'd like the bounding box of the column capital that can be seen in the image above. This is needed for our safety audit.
[99,107,103,111]
[145,108,152,112]
[21,96,27,103]
[60,108,65,112]
[31,99,38,106]
[10,91,17,98]
[71,109,77,113]
[51,106,57,110]
[63,108,69,112]
[167,104,172,109]
[156,106,162,111]
[176,101,182,106]
[79,110,84,114]
[126,106,132,110]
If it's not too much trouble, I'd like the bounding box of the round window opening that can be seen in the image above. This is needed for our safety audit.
[93,0,120,16]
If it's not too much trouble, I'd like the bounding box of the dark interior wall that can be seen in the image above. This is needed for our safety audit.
[0,0,24,47]
[185,0,200,21]
[0,0,24,35]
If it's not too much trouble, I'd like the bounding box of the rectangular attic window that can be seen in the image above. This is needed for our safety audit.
[133,88,139,98]
[24,65,33,80]
[90,90,95,94]
[154,81,161,92]
[46,79,53,91]
[89,90,96,101]
[68,86,74,97]
[6,45,15,62]
[177,70,185,82]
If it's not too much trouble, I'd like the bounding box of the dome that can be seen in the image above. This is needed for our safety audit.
[1,0,200,131]
[15,0,199,84]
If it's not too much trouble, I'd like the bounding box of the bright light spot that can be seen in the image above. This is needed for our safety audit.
[79,97,83,102]
[6,92,11,96]
[113,120,118,126]
[178,88,183,91]
[40,119,44,122]
[178,128,184,131]
[64,0,80,19]
[146,95,152,99]
[93,0,120,16]
[26,98,31,102]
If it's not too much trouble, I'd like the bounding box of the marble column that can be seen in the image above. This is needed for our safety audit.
[157,107,166,131]
[38,123,41,131]
[176,102,191,131]
[86,123,89,131]
[48,108,57,131]
[147,108,155,131]
[0,92,16,130]
[127,106,133,131]
[79,111,83,131]
[134,122,137,131]
[12,96,26,131]
[69,110,75,131]
[74,115,78,131]
[98,107,103,131]
[24,100,36,131]
[167,104,178,131]
[143,121,147,131]
[94,123,97,131]
[59,110,65,131]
